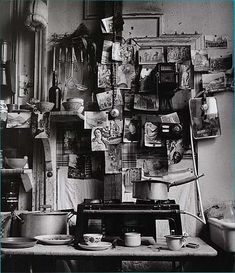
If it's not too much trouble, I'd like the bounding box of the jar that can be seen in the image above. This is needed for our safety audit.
[0,100,8,129]
[124,232,141,247]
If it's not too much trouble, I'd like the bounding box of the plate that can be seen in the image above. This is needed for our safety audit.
[78,242,112,251]
[35,234,74,245]
[1,237,37,248]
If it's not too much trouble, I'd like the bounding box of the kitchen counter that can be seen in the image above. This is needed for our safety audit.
[1,237,217,260]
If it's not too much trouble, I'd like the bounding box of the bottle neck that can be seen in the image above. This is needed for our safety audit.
[52,71,58,86]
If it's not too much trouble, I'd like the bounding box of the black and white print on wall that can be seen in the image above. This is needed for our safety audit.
[167,46,191,63]
[123,117,141,143]
[105,144,122,174]
[205,35,228,49]
[191,50,210,72]
[202,72,226,93]
[116,63,135,88]
[98,64,111,88]
[91,127,109,151]
[134,94,159,111]
[138,47,164,65]
[84,111,109,129]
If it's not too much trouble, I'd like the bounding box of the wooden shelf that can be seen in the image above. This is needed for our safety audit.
[50,111,84,123]
[1,169,32,175]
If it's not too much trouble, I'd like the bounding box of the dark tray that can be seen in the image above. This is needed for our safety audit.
[1,237,37,248]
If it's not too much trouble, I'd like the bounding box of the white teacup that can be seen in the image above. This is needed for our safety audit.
[83,233,103,245]
[165,235,186,251]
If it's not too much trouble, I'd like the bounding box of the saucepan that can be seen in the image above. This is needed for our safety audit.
[132,174,204,200]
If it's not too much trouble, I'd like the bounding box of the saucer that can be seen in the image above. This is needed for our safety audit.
[78,242,112,251]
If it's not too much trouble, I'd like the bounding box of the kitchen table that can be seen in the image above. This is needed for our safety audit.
[1,237,217,272]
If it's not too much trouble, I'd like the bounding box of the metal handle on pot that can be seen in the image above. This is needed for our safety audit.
[169,174,204,188]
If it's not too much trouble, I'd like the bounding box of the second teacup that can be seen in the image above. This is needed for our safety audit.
[165,235,186,251]
[83,233,103,245]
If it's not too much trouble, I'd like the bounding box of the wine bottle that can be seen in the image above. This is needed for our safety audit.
[49,46,61,111]
[49,71,61,111]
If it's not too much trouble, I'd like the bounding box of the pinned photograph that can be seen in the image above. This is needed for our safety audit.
[98,64,111,88]
[123,89,135,111]
[189,97,221,139]
[178,61,193,89]
[202,72,226,93]
[91,126,109,151]
[101,16,113,33]
[167,139,184,165]
[120,44,134,64]
[138,47,164,65]
[108,119,123,144]
[191,50,210,72]
[105,144,122,174]
[137,154,168,178]
[209,53,232,72]
[101,40,113,64]
[144,122,163,147]
[96,90,113,110]
[84,111,108,129]
[167,46,191,63]
[123,117,141,143]
[112,42,122,62]
[205,35,228,49]
[116,63,135,88]
[134,94,159,112]
[139,66,156,93]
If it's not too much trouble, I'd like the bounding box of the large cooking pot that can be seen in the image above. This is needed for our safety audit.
[18,205,68,237]
[132,174,204,200]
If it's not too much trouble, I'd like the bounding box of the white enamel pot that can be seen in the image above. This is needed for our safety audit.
[18,206,68,237]
[132,174,204,200]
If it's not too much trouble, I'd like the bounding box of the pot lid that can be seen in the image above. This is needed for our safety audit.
[21,211,68,216]
[131,179,170,184]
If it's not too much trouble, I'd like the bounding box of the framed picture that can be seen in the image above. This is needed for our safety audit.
[138,47,164,65]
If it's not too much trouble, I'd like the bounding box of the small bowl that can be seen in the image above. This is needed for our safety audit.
[5,156,28,169]
[35,102,54,112]
[83,233,103,245]
[62,101,84,111]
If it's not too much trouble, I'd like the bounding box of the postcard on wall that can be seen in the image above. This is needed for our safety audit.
[166,139,184,165]
[96,90,113,110]
[137,154,168,178]
[68,154,92,179]
[205,35,228,49]
[160,112,180,124]
[209,53,233,72]
[189,97,221,140]
[166,46,191,63]
[105,144,122,174]
[112,42,122,62]
[98,64,111,88]
[123,89,135,112]
[108,119,123,144]
[6,112,31,129]
[101,40,113,64]
[138,47,164,65]
[101,16,113,33]
[84,111,109,129]
[123,168,142,187]
[91,126,109,151]
[123,117,141,143]
[120,44,134,64]
[178,61,193,90]
[116,63,135,89]
[202,72,226,93]
[144,122,163,147]
[191,50,210,72]
[134,94,159,112]
[139,65,156,93]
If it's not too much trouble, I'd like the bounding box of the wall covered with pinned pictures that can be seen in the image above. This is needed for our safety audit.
[43,0,234,220]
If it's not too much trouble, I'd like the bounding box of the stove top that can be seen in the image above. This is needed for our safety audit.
[80,199,179,210]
